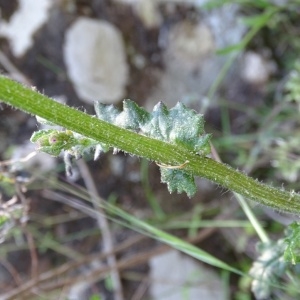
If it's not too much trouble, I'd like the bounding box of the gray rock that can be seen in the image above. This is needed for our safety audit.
[63,18,129,104]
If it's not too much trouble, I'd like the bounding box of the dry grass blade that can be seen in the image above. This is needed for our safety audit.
[76,159,124,300]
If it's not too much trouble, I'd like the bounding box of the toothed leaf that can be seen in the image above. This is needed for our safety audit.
[94,103,120,124]
[33,100,210,197]
[95,100,210,196]
[116,100,150,130]
[141,102,211,155]
[95,99,150,130]
[160,168,197,198]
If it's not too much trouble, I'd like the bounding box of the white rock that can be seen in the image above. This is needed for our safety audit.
[241,51,273,85]
[135,0,161,28]
[63,18,129,104]
[111,0,163,32]
[146,21,216,108]
[166,21,215,68]
[0,0,52,57]
[149,250,224,300]
[11,142,56,174]
[204,4,246,50]
[146,4,247,109]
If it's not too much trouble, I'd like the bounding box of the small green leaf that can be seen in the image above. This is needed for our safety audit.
[31,127,108,174]
[160,168,197,198]
[31,129,77,156]
[30,129,55,143]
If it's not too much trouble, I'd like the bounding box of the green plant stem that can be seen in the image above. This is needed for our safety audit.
[1,76,300,214]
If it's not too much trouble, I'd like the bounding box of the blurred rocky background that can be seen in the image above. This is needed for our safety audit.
[1,0,299,299]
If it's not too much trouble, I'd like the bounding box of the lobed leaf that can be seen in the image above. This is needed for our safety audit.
[140,102,211,155]
[95,100,211,197]
[32,100,211,196]
[160,168,197,198]
[95,99,150,131]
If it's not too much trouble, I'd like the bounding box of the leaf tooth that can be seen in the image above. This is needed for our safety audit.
[94,101,120,124]
[153,101,168,112]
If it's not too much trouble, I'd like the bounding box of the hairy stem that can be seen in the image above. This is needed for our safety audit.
[1,76,300,214]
